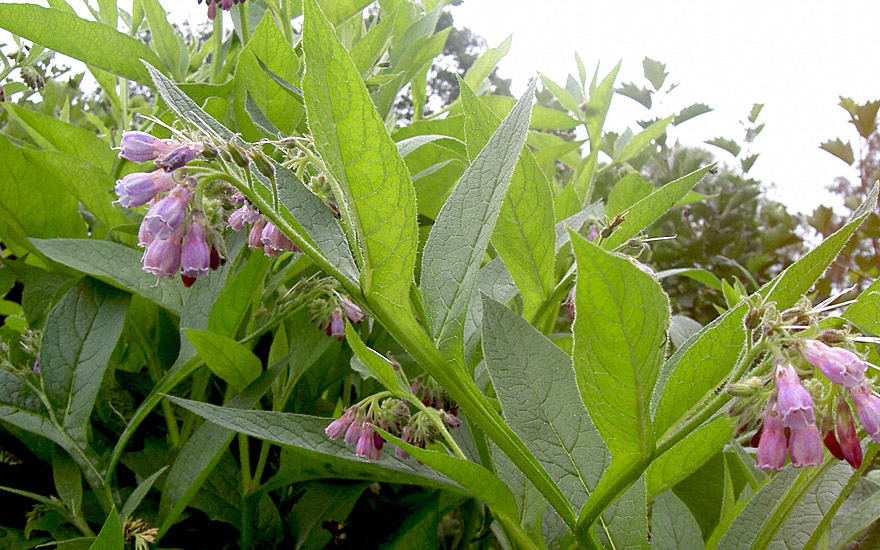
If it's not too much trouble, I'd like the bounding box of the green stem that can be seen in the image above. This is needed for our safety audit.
[279,0,293,44]
[238,2,250,46]
[210,14,223,84]
[239,432,252,492]
[411,398,466,460]
[249,440,272,493]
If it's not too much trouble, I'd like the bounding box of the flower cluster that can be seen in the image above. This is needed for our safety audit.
[411,373,459,417]
[115,131,222,286]
[307,292,366,340]
[197,0,247,20]
[227,194,302,258]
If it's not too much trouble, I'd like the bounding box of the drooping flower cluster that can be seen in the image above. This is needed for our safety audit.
[411,373,459,417]
[115,131,222,286]
[227,193,302,258]
[307,291,366,341]
[197,0,247,20]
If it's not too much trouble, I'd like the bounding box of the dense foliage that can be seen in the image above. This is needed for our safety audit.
[0,1,879,549]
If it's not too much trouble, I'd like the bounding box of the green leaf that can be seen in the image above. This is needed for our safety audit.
[611,116,673,167]
[673,103,712,125]
[420,80,536,357]
[233,12,303,140]
[0,4,162,84]
[705,137,741,157]
[207,251,270,337]
[830,482,880,549]
[646,415,733,499]
[616,82,652,109]
[285,482,368,550]
[41,278,129,446]
[88,508,123,550]
[463,35,511,91]
[653,184,878,440]
[820,138,855,166]
[303,0,418,318]
[669,315,703,348]
[748,103,764,123]
[463,257,518,368]
[141,0,187,80]
[0,136,87,249]
[540,74,581,115]
[481,295,609,511]
[654,268,723,291]
[601,165,713,250]
[119,466,167,521]
[606,173,653,218]
[741,153,759,173]
[52,450,83,518]
[598,474,648,550]
[476,95,580,130]
[30,239,185,316]
[350,6,396,77]
[2,104,116,172]
[460,80,555,319]
[344,322,410,395]
[844,278,880,335]
[185,330,261,389]
[570,233,669,464]
[643,57,668,91]
[650,491,704,550]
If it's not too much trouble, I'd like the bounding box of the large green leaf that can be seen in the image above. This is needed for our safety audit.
[207,251,270,337]
[350,6,396,77]
[463,257,518,369]
[460,81,555,319]
[420,80,536,357]
[463,35,511,91]
[185,330,262,389]
[600,165,713,250]
[30,239,185,316]
[41,278,129,446]
[141,0,187,80]
[345,323,410,395]
[88,508,123,550]
[650,491,704,550]
[0,136,86,249]
[303,0,418,317]
[570,233,669,464]
[481,296,609,512]
[0,4,162,84]
[597,474,648,550]
[233,12,303,140]
[652,184,879,440]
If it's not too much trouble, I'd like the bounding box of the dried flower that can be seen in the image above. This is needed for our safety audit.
[155,143,204,172]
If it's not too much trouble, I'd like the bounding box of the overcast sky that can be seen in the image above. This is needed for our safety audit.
[8,0,879,214]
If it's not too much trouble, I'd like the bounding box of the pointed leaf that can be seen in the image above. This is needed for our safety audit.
[482,295,609,511]
[0,4,161,84]
[120,466,167,521]
[571,233,669,463]
[820,138,855,166]
[460,80,555,319]
[650,491,704,550]
[345,322,411,395]
[185,330,261,389]
[464,35,512,91]
[611,116,673,167]
[303,0,418,317]
[617,82,652,109]
[41,278,129,446]
[141,0,187,80]
[705,137,741,157]
[674,103,712,125]
[420,80,536,356]
[88,508,123,550]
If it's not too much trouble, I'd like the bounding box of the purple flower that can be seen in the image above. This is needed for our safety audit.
[789,424,823,467]
[356,426,383,461]
[228,204,254,231]
[248,218,266,249]
[326,308,345,340]
[141,185,192,240]
[118,131,179,162]
[801,340,866,388]
[756,398,788,471]
[344,421,364,446]
[775,361,816,430]
[836,400,863,469]
[155,143,204,172]
[138,221,155,248]
[260,222,300,256]
[142,225,184,278]
[630,257,656,278]
[115,169,176,208]
[181,221,210,283]
[849,382,880,442]
[325,411,355,440]
[566,285,576,322]
[341,298,364,323]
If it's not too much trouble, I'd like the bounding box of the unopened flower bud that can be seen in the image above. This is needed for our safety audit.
[836,399,863,468]
[155,143,204,172]
[249,149,275,178]
[118,131,179,162]
[226,143,251,169]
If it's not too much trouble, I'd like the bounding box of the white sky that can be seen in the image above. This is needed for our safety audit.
[6,0,879,214]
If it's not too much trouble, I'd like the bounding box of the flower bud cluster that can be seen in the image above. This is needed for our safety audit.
[307,291,366,341]
[411,374,459,417]
[324,398,410,461]
[227,195,302,258]
[197,0,247,20]
[114,131,220,286]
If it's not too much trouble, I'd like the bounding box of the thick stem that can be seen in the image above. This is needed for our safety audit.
[210,14,223,84]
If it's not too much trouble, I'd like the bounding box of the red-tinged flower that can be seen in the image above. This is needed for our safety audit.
[142,224,184,278]
[155,143,204,172]
[341,298,365,323]
[344,420,363,446]
[325,410,355,440]
[801,340,867,388]
[775,361,816,430]
[142,185,192,240]
[118,131,179,162]
[756,397,788,471]
[260,222,300,256]
[788,424,823,467]
[181,221,210,283]
[849,382,880,442]
[114,169,176,208]
[248,218,266,249]
[836,400,863,469]
[355,426,383,461]
[823,429,845,461]
[200,0,246,20]
[210,246,222,270]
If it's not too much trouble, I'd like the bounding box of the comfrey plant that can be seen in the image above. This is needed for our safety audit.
[5,0,880,548]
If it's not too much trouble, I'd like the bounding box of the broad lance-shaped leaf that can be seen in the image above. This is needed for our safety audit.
[481,295,609,512]
[303,0,418,316]
[31,238,185,316]
[40,278,129,446]
[143,63,358,284]
[650,491,704,550]
[345,323,411,395]
[90,507,124,550]
[421,80,537,357]
[185,330,261,390]
[570,231,670,464]
[652,183,879,440]
[600,164,713,251]
[0,4,161,85]
[460,80,555,320]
